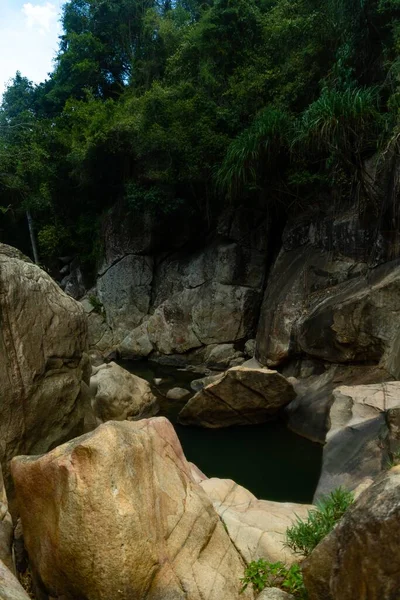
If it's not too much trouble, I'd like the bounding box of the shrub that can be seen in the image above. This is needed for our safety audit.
[285,487,354,557]
[240,560,307,598]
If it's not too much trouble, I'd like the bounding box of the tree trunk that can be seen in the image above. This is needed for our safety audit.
[26,210,39,264]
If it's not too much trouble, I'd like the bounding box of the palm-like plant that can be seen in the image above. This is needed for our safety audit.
[216,106,291,197]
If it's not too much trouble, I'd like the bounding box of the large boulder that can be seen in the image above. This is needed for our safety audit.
[178,365,295,427]
[90,362,158,422]
[286,364,392,443]
[11,418,253,600]
[200,478,312,565]
[313,382,400,499]
[0,243,90,489]
[303,466,400,600]
[296,260,400,376]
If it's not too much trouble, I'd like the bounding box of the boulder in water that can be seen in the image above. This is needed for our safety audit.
[179,365,295,427]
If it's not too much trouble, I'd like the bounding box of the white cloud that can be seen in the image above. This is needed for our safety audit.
[23,2,58,35]
[0,1,63,99]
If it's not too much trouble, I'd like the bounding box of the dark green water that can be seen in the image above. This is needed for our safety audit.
[121,360,322,504]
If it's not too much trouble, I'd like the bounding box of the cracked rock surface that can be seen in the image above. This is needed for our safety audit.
[178,365,295,428]
[0,243,91,491]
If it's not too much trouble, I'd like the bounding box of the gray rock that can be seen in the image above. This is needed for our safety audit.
[204,343,245,370]
[118,322,153,359]
[190,374,223,392]
[0,559,32,599]
[179,365,295,428]
[257,589,294,600]
[64,265,86,299]
[166,387,191,401]
[244,339,256,358]
[286,364,392,443]
[97,255,153,344]
[256,244,367,367]
[313,381,400,499]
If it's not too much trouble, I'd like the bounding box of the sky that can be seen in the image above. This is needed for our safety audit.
[0,0,64,98]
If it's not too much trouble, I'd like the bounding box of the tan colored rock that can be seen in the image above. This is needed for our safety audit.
[0,559,31,600]
[165,387,190,401]
[179,366,295,427]
[200,478,312,565]
[90,362,158,422]
[12,418,253,600]
[304,466,400,600]
[0,243,90,489]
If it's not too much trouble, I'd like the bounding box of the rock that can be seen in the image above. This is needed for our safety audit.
[313,382,400,499]
[190,373,223,392]
[327,381,400,439]
[0,467,13,572]
[286,364,392,443]
[303,466,400,600]
[204,343,245,370]
[301,531,336,600]
[97,254,153,344]
[200,478,312,565]
[244,339,256,358]
[295,260,400,377]
[118,322,154,359]
[87,311,114,354]
[90,362,158,422]
[0,243,90,491]
[256,244,367,367]
[179,365,295,428]
[154,378,163,386]
[0,559,32,600]
[387,406,400,453]
[64,265,85,299]
[166,387,191,401]
[257,589,294,599]
[12,418,252,600]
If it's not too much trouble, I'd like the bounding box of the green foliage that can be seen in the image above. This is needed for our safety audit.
[89,295,104,315]
[285,488,354,557]
[386,449,400,469]
[37,225,70,258]
[217,107,291,197]
[240,559,307,598]
[0,0,399,260]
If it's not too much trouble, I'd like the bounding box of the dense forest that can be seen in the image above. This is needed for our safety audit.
[0,0,399,270]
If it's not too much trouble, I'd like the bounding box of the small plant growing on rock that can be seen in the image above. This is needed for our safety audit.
[89,295,104,316]
[386,449,400,470]
[240,559,307,598]
[285,487,354,557]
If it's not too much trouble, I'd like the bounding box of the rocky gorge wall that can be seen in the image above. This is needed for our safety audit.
[86,203,270,365]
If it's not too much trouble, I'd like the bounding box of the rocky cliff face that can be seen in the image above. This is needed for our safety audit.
[88,204,269,362]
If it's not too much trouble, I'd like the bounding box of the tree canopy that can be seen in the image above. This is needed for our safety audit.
[1,0,399,266]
